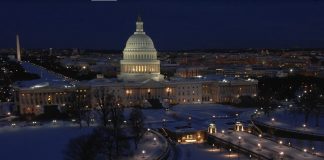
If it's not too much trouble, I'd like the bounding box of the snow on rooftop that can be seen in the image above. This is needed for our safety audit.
[16,62,75,88]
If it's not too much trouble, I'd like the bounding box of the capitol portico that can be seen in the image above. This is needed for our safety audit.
[14,16,258,115]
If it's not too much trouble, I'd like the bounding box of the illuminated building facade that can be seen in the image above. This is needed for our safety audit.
[14,17,258,115]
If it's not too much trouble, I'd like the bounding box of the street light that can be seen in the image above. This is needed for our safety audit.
[303,124,307,131]
[188,116,192,127]
[303,149,307,157]
[153,137,157,145]
[279,140,283,148]
[311,147,315,155]
[229,148,232,158]
[257,143,262,151]
[142,150,146,158]
[279,151,284,159]
[162,118,166,127]
[238,136,242,144]
[222,130,225,137]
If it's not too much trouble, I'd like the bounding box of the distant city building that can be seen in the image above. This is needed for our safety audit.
[14,17,258,115]
[175,67,207,78]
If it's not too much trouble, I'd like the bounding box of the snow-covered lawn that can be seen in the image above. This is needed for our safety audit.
[0,125,93,160]
[254,108,324,135]
[127,104,254,130]
[0,104,256,160]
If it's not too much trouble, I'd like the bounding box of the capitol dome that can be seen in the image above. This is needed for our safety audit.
[118,16,164,82]
[125,34,156,51]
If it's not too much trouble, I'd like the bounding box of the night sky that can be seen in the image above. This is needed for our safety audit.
[0,0,324,50]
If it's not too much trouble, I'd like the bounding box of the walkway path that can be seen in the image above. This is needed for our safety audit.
[127,130,170,160]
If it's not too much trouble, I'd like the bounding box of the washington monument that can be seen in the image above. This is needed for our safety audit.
[16,34,21,62]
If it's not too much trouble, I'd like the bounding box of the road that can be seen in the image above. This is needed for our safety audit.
[209,131,323,160]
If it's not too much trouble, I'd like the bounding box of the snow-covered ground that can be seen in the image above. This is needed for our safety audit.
[126,104,254,131]
[254,108,324,135]
[176,143,250,160]
[281,137,324,157]
[4,103,322,160]
[128,130,168,160]
[0,124,93,160]
[253,108,324,157]
[17,62,74,88]
[0,104,253,160]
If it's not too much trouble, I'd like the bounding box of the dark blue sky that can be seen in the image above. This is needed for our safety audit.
[0,0,324,50]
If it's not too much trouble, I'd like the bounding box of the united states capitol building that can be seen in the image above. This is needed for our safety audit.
[15,17,258,115]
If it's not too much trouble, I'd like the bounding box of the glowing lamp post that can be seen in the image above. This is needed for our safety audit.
[279,140,283,148]
[153,137,157,145]
[222,130,225,137]
[142,150,146,159]
[257,143,262,151]
[146,128,151,135]
[303,124,307,131]
[162,118,166,127]
[279,151,284,160]
[228,148,232,158]
[271,118,275,125]
[303,149,307,157]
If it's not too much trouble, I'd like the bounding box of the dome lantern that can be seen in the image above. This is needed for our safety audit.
[135,15,144,34]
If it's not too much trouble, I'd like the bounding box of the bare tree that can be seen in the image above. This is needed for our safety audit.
[295,85,322,125]
[256,95,277,117]
[93,87,126,157]
[66,88,88,128]
[110,97,125,157]
[129,108,145,149]
[93,87,113,127]
[83,106,92,127]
